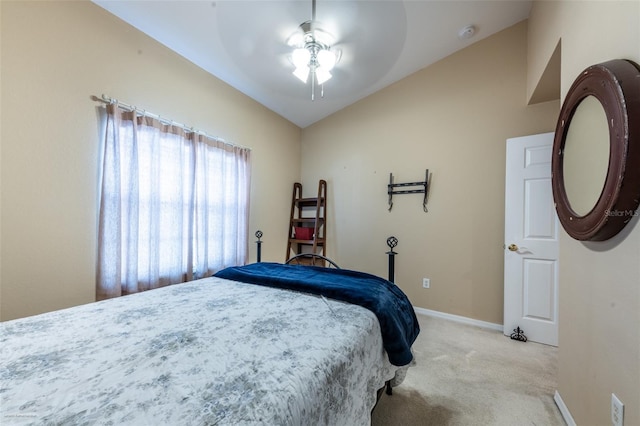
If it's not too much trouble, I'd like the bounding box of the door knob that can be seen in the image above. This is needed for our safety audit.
[508,244,518,252]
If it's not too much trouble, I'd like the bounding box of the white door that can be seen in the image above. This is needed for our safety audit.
[504,133,559,346]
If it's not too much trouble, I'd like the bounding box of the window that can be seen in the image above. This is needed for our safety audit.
[97,105,251,299]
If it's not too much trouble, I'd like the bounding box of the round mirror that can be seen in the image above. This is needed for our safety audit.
[552,59,640,241]
[562,96,610,216]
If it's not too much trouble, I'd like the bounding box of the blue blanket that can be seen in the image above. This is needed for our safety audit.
[214,262,420,366]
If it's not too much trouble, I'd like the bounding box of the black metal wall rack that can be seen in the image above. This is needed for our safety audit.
[388,169,430,212]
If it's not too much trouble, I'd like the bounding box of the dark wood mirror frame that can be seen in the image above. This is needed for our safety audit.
[552,59,640,241]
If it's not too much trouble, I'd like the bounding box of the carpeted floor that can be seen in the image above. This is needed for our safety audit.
[372,314,565,426]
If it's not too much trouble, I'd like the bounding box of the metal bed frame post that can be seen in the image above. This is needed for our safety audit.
[255,230,263,263]
[385,236,398,396]
[386,236,398,283]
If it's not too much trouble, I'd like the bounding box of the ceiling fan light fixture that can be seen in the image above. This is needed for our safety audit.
[317,49,336,71]
[293,66,310,83]
[312,29,333,47]
[292,48,311,69]
[287,0,338,99]
[315,67,332,85]
[287,32,304,47]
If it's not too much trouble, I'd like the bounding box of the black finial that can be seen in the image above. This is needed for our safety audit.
[387,236,398,249]
[255,230,263,240]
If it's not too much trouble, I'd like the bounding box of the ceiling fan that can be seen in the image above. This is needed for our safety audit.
[286,0,341,100]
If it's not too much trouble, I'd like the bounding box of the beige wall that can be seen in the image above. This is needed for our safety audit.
[0,1,301,321]
[528,1,640,425]
[301,21,559,325]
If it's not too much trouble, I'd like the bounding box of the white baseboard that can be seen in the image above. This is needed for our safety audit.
[413,306,503,332]
[554,390,576,426]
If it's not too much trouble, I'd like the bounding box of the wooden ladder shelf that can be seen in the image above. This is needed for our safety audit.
[286,180,327,263]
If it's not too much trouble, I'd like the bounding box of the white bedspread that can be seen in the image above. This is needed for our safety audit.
[1,277,400,425]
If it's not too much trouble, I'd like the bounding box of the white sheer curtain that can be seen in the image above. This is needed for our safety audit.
[97,104,251,300]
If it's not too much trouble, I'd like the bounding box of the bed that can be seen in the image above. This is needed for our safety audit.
[1,261,419,425]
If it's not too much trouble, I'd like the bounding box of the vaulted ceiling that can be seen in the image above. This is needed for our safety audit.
[93,0,533,128]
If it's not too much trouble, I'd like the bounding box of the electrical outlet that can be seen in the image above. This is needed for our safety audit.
[422,278,430,289]
[612,393,624,426]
